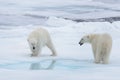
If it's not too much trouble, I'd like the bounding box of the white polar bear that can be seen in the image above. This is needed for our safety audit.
[79,33,112,64]
[27,28,57,56]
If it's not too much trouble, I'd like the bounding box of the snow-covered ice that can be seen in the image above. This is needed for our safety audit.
[0,0,120,80]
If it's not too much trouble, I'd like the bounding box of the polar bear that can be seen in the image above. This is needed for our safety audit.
[79,33,112,64]
[27,28,57,57]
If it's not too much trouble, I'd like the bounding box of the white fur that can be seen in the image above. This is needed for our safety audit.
[27,28,57,56]
[80,33,112,64]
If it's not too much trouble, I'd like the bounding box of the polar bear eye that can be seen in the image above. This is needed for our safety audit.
[80,38,84,41]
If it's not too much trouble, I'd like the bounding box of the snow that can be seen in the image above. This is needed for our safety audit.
[0,0,120,80]
[0,18,120,80]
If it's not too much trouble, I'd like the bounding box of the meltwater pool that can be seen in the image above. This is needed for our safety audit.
[0,59,86,70]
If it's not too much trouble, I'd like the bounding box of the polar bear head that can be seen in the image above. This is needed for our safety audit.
[79,35,91,46]
[27,38,38,52]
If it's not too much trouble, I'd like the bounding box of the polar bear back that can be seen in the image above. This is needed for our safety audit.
[28,28,51,45]
[92,33,112,51]
[94,33,112,45]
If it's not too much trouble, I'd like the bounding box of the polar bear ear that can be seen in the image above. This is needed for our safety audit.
[87,35,90,38]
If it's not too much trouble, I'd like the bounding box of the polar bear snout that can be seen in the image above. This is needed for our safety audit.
[79,38,84,46]
[33,46,35,50]
[79,41,83,46]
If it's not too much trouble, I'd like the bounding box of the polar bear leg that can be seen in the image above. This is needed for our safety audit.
[95,48,101,63]
[92,44,96,60]
[46,40,57,56]
[95,54,101,63]
[102,48,110,64]
[102,56,109,64]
